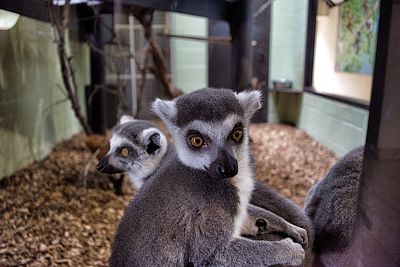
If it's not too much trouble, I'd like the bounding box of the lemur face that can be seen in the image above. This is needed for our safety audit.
[96,115,167,177]
[153,88,261,180]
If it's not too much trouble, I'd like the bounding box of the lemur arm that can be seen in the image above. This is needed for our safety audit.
[210,237,305,266]
[241,204,308,247]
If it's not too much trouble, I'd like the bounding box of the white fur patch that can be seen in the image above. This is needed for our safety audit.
[152,98,177,128]
[231,151,255,238]
[120,114,135,124]
[109,134,129,149]
[235,90,262,120]
[126,154,162,189]
[127,172,145,188]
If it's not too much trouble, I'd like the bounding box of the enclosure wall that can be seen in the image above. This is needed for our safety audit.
[268,92,369,157]
[269,0,308,89]
[170,13,208,92]
[0,16,90,179]
[298,93,368,156]
[313,6,373,101]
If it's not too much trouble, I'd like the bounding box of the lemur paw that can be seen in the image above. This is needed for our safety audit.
[289,225,308,248]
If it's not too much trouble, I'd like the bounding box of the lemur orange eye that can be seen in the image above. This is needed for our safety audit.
[190,136,204,148]
[231,129,243,142]
[121,147,130,157]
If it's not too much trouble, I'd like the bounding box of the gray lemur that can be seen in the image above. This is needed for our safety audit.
[96,115,172,189]
[109,88,305,266]
[99,115,309,247]
[249,183,315,267]
[304,146,364,266]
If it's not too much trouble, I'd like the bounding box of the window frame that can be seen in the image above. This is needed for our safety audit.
[303,0,372,110]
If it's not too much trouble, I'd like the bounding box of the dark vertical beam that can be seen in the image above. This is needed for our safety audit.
[304,0,318,88]
[209,0,270,122]
[229,0,254,91]
[106,0,233,21]
[208,20,232,88]
[86,12,114,134]
[251,0,271,122]
[364,0,393,151]
[347,1,400,265]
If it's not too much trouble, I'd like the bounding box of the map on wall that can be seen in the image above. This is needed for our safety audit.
[335,0,379,75]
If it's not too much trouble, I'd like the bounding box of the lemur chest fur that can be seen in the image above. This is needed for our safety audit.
[231,158,255,238]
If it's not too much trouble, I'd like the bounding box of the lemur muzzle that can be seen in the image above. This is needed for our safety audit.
[209,148,238,179]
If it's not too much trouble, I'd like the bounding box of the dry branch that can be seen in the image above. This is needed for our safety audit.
[159,32,231,44]
[135,45,151,118]
[131,7,182,98]
[48,1,92,134]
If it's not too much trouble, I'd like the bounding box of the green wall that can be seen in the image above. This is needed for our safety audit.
[298,93,368,156]
[268,92,302,125]
[269,0,308,89]
[170,13,208,93]
[0,16,89,178]
[268,91,369,157]
[167,2,368,157]
[268,0,368,156]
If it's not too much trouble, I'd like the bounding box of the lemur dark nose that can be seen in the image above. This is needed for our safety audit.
[210,149,238,179]
[96,156,124,174]
[96,160,106,172]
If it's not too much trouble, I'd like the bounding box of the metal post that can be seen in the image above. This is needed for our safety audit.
[87,11,113,134]
[128,14,138,116]
[229,0,254,91]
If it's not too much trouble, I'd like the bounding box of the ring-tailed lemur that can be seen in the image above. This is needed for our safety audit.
[109,88,305,266]
[249,182,315,266]
[304,146,364,267]
[96,115,172,189]
[99,115,308,247]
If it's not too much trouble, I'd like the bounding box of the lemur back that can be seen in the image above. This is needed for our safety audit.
[304,146,364,266]
[110,88,305,266]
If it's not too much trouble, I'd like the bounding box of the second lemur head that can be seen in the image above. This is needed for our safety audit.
[96,115,168,187]
[153,88,261,180]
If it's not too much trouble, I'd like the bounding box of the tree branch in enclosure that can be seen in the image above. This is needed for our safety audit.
[159,32,232,44]
[135,45,151,118]
[48,1,93,134]
[131,7,182,98]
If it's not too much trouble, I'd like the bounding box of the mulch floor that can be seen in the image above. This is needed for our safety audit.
[0,123,337,266]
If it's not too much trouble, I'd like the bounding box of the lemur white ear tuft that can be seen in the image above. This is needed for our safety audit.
[152,98,177,125]
[120,114,135,124]
[235,90,262,119]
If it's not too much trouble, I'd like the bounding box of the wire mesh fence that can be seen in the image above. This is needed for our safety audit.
[105,10,171,120]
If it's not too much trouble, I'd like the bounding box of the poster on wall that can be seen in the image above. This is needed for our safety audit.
[335,0,379,75]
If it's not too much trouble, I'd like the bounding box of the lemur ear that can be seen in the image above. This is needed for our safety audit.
[235,90,262,120]
[120,114,135,124]
[152,98,177,126]
[143,131,161,154]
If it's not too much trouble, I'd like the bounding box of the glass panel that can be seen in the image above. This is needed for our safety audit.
[312,0,379,102]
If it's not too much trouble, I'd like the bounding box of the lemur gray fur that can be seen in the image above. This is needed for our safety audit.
[108,88,306,266]
[99,115,309,249]
[304,146,364,267]
[249,183,315,267]
[96,115,172,190]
